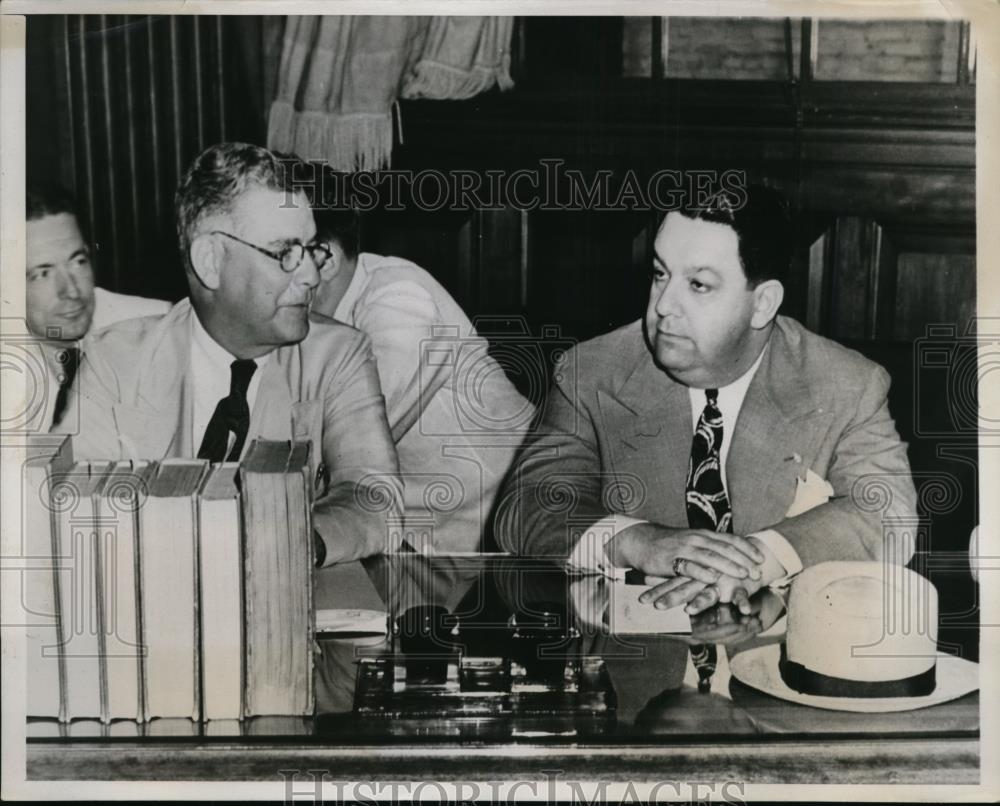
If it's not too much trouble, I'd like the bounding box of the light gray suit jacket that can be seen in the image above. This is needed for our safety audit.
[55,299,403,565]
[494,316,917,569]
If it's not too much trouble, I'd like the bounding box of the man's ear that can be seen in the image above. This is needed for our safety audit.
[189,233,223,291]
[321,239,347,277]
[750,279,784,329]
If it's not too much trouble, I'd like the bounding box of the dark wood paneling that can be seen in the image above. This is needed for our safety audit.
[801,166,975,227]
[476,208,525,315]
[522,18,625,83]
[360,209,475,311]
[894,253,976,341]
[527,209,651,342]
[808,215,974,342]
[824,217,883,339]
[800,81,975,128]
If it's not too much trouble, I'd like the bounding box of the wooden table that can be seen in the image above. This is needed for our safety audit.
[27,556,980,784]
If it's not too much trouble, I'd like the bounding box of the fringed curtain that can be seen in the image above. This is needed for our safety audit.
[267,16,513,172]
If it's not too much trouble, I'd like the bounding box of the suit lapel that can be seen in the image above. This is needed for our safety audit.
[111,405,178,460]
[598,351,691,524]
[112,303,192,459]
[241,344,322,472]
[596,320,832,534]
[727,328,825,534]
[245,351,296,449]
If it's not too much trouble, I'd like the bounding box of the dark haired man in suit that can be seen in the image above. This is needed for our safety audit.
[25,184,169,429]
[495,184,917,614]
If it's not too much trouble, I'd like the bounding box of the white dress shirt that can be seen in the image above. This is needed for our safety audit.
[39,287,170,432]
[568,343,803,582]
[189,312,267,456]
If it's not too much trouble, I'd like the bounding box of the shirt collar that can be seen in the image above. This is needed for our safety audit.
[189,309,269,373]
[333,252,368,322]
[687,337,769,416]
[721,338,768,399]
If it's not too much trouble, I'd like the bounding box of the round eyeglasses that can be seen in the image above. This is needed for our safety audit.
[211,230,333,273]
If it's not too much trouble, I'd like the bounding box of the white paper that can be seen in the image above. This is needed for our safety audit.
[315,608,388,635]
[610,581,692,634]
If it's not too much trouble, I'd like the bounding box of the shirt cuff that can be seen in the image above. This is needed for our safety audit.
[567,514,648,581]
[568,575,609,629]
[750,528,803,586]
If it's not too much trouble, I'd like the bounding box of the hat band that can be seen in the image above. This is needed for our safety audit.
[778,644,936,698]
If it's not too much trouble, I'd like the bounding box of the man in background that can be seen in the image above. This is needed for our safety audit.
[26,185,170,429]
[57,143,403,565]
[311,200,533,553]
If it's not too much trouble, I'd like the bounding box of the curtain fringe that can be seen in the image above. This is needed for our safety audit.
[267,100,393,172]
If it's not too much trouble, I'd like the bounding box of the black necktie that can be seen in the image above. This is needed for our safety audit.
[50,346,80,428]
[197,359,257,462]
[685,388,730,692]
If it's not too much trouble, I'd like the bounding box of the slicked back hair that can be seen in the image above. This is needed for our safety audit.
[27,184,90,242]
[678,182,792,288]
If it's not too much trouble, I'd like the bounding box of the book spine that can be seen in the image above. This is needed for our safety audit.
[137,497,150,724]
[284,449,311,716]
[239,468,255,718]
[301,458,315,716]
[24,463,61,718]
[129,479,144,721]
[94,486,110,725]
[190,491,201,724]
[58,482,103,721]
[49,471,69,724]
[102,468,144,721]
[194,494,211,719]
[237,488,246,722]
[54,482,78,722]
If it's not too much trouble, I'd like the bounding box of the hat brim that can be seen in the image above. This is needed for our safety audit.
[729,644,979,713]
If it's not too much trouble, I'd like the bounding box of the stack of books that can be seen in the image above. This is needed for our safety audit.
[22,436,315,723]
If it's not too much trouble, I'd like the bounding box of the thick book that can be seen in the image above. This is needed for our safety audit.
[51,461,112,721]
[23,435,74,719]
[240,440,314,717]
[95,461,152,722]
[196,462,244,721]
[137,459,210,722]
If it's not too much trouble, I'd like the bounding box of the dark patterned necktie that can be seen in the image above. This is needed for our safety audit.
[197,359,257,462]
[686,388,732,532]
[685,388,731,692]
[50,346,80,428]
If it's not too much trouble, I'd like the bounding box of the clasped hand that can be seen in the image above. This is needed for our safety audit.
[608,522,768,615]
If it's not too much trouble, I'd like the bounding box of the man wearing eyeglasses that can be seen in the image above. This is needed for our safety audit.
[57,142,403,565]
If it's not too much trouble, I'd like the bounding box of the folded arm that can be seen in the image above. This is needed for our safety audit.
[314,334,404,565]
[353,280,451,442]
[493,357,608,559]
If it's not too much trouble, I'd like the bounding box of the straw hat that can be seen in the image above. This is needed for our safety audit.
[729,562,978,712]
